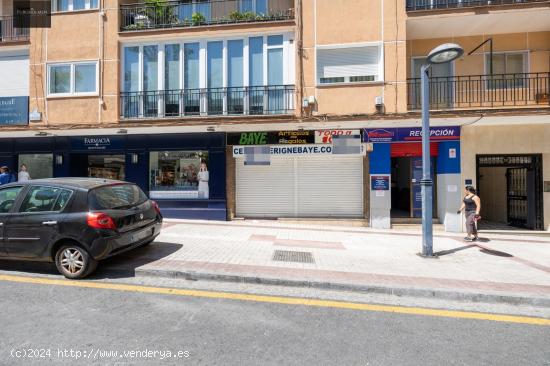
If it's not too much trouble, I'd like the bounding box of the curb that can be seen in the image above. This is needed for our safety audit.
[132,267,550,308]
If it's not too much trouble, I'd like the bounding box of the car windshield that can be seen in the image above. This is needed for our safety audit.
[88,184,148,210]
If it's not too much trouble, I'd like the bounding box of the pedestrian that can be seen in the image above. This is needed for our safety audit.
[18,164,31,182]
[457,186,481,242]
[0,166,12,185]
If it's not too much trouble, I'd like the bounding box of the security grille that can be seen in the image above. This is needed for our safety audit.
[272,250,315,264]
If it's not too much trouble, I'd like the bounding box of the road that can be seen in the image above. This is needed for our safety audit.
[0,264,548,366]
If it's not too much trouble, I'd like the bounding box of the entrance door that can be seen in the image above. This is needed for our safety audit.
[87,155,126,180]
[506,167,528,228]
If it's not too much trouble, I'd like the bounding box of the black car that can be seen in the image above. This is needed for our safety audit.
[0,178,162,279]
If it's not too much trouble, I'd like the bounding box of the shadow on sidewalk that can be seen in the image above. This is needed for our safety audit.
[0,241,182,280]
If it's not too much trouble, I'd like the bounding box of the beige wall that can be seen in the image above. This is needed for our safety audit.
[301,0,408,115]
[407,31,550,78]
[461,123,550,230]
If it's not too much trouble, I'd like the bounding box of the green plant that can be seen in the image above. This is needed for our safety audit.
[191,12,206,25]
[144,0,176,25]
[229,10,244,21]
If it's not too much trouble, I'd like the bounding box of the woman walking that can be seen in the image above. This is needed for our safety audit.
[457,186,481,242]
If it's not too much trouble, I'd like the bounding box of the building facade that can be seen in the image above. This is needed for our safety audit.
[0,0,548,231]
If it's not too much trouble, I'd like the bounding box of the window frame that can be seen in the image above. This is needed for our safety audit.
[315,42,384,87]
[52,0,99,13]
[16,185,75,214]
[484,51,528,75]
[47,61,99,97]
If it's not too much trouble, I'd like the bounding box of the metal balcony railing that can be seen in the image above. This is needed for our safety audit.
[0,16,30,43]
[407,72,550,110]
[406,0,547,11]
[120,0,294,31]
[120,85,295,119]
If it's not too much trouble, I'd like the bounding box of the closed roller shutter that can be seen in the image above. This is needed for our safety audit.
[236,155,363,218]
[0,50,29,97]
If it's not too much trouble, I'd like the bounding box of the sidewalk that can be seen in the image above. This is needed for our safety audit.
[103,220,550,307]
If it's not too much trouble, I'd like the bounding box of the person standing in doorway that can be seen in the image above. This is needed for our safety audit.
[18,164,31,182]
[457,186,481,242]
[197,162,209,199]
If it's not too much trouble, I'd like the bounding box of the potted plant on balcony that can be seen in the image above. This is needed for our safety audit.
[144,0,177,27]
[191,12,206,26]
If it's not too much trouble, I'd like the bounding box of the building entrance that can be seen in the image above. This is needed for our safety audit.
[70,154,126,180]
[391,156,436,218]
[477,154,543,230]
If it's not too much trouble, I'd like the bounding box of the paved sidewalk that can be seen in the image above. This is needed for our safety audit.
[103,220,550,306]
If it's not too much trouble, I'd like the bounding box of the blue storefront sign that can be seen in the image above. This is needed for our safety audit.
[371,175,390,191]
[0,96,29,125]
[70,136,125,151]
[363,126,460,143]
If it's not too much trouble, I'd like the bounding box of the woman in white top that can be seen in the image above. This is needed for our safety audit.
[18,164,30,182]
[197,162,209,199]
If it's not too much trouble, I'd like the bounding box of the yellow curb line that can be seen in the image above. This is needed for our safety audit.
[1,274,549,326]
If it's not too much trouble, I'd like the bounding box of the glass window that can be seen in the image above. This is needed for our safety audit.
[49,65,71,94]
[228,40,244,88]
[56,0,69,11]
[267,35,283,47]
[268,47,283,85]
[88,184,147,210]
[165,44,180,90]
[207,41,223,88]
[143,45,158,91]
[241,0,267,13]
[124,47,140,92]
[18,186,72,213]
[486,53,526,88]
[184,43,200,89]
[73,0,85,10]
[75,64,96,93]
[18,154,53,180]
[249,37,264,86]
[149,151,209,199]
[0,186,23,213]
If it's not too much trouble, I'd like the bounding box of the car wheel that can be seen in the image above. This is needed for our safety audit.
[55,245,98,279]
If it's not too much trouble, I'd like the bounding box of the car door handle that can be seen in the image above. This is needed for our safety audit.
[42,221,58,226]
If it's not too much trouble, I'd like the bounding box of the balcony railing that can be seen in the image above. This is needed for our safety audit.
[0,16,30,43]
[407,72,550,110]
[120,0,294,31]
[406,0,547,11]
[120,85,295,119]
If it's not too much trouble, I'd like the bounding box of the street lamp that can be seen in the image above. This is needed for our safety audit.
[420,43,464,257]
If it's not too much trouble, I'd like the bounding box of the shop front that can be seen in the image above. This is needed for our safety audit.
[227,130,366,219]
[0,133,226,220]
[364,126,461,231]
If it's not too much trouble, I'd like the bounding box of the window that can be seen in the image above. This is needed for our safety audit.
[317,45,382,84]
[249,37,264,86]
[18,186,73,213]
[48,62,97,96]
[0,186,23,213]
[149,151,209,199]
[486,52,527,88]
[88,184,147,210]
[54,0,98,12]
[240,0,267,14]
[18,154,53,180]
[207,41,223,114]
[178,0,211,22]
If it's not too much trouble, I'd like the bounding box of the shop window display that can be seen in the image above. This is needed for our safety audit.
[149,151,209,199]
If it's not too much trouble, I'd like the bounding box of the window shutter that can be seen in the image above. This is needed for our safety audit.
[317,46,380,82]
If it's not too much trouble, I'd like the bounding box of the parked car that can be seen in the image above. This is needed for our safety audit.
[0,178,162,279]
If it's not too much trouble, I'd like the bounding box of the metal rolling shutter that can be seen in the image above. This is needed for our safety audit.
[236,156,295,217]
[236,155,363,218]
[0,50,29,97]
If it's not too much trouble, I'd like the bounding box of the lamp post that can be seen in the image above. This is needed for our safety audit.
[420,43,464,257]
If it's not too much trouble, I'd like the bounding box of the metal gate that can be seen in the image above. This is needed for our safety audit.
[477,154,543,230]
[506,167,527,228]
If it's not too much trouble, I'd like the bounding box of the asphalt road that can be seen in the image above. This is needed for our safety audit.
[0,272,549,366]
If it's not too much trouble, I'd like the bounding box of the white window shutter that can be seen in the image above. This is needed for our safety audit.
[317,46,380,82]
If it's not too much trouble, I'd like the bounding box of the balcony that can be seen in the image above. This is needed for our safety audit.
[406,0,547,11]
[120,85,295,119]
[120,0,294,32]
[0,16,30,43]
[407,72,550,111]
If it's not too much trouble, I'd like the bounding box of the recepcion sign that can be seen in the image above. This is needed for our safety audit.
[371,175,390,191]
[0,96,29,125]
[363,126,460,143]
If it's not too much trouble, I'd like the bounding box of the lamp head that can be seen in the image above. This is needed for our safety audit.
[427,43,464,64]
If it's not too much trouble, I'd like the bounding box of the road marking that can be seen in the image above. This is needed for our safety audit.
[1,273,549,326]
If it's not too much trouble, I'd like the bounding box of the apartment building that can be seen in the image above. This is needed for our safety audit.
[0,0,548,231]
